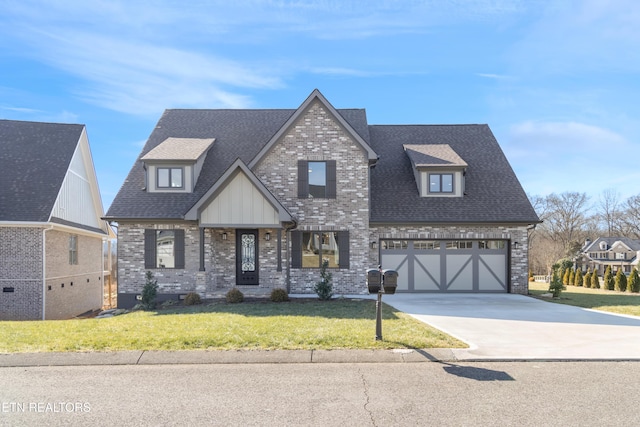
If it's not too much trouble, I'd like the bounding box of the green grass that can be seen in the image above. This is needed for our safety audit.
[529,282,640,317]
[0,298,466,353]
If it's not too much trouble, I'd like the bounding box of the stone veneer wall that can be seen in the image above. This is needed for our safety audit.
[0,227,43,320]
[369,224,530,294]
[253,100,371,294]
[44,230,104,320]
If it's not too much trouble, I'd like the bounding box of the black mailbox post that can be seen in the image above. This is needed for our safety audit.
[367,266,398,341]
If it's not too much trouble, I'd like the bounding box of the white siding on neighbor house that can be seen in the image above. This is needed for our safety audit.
[200,171,280,226]
[51,133,100,229]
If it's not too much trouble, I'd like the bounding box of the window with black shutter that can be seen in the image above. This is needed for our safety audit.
[291,230,349,269]
[298,160,336,199]
[144,229,185,269]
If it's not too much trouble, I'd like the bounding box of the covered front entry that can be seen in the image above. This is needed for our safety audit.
[236,229,259,285]
[380,239,509,293]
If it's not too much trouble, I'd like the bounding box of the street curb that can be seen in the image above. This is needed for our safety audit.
[0,349,459,367]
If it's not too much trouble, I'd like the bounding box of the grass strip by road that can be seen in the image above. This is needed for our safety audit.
[529,282,640,316]
[0,298,466,353]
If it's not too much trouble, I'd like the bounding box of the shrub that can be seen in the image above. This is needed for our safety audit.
[140,271,158,310]
[604,266,615,290]
[591,268,600,289]
[184,292,202,306]
[583,269,591,288]
[574,269,583,287]
[548,269,564,298]
[614,269,627,292]
[568,269,575,287]
[270,288,289,302]
[562,269,570,286]
[314,259,333,300]
[226,288,244,303]
[628,268,640,293]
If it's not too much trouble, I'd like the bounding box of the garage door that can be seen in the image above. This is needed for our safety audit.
[380,239,508,292]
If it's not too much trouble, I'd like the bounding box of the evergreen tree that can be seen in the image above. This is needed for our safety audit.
[569,269,575,287]
[563,268,570,286]
[574,269,583,287]
[604,266,614,291]
[628,268,639,293]
[614,268,627,292]
[583,269,592,288]
[591,268,600,289]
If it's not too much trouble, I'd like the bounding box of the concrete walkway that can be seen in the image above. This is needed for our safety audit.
[377,293,640,360]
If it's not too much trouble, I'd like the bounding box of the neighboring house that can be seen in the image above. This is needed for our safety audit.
[105,90,540,308]
[576,237,640,276]
[0,119,113,320]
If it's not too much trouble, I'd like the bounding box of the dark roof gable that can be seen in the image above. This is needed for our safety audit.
[0,119,84,222]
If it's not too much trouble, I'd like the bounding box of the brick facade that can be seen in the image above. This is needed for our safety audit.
[0,227,43,320]
[44,230,104,320]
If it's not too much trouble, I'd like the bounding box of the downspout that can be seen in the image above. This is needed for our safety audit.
[284,218,298,293]
[42,225,53,320]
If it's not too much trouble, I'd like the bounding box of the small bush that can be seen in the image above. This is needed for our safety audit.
[591,269,600,289]
[548,269,564,298]
[604,266,614,290]
[270,288,289,302]
[226,288,244,303]
[184,292,202,306]
[614,269,627,292]
[574,269,583,287]
[140,271,158,310]
[629,268,640,293]
[314,259,333,301]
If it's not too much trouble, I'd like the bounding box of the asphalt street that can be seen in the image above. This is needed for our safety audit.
[1,361,639,426]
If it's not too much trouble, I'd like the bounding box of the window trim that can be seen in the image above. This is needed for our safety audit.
[69,235,78,265]
[428,173,454,194]
[291,230,349,269]
[298,160,336,199]
[157,167,184,189]
[144,229,185,269]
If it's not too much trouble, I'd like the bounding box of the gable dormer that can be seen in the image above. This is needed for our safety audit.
[404,144,468,197]
[141,137,215,193]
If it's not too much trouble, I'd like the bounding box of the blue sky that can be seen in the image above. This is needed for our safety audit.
[1,0,639,211]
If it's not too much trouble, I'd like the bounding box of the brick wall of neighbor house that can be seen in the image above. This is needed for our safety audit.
[254,100,371,294]
[369,225,530,294]
[44,230,103,319]
[117,223,287,304]
[0,227,43,320]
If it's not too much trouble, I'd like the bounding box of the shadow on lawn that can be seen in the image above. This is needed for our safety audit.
[147,298,402,321]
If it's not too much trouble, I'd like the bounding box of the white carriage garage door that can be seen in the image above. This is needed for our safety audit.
[380,239,509,292]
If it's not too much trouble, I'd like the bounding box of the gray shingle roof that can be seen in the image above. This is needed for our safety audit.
[106,108,370,219]
[0,119,84,222]
[368,124,539,223]
[106,104,539,225]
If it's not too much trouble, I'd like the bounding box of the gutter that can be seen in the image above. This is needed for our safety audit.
[42,225,53,320]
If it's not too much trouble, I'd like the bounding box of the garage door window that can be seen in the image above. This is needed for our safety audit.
[414,241,440,250]
[446,241,473,249]
[382,240,408,250]
[479,240,506,250]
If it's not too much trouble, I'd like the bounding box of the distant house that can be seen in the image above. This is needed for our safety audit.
[576,237,640,276]
[105,90,539,308]
[0,119,113,320]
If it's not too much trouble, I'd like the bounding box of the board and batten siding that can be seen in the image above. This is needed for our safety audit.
[199,170,280,226]
[50,132,101,229]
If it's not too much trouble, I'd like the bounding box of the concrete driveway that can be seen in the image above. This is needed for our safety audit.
[378,293,640,360]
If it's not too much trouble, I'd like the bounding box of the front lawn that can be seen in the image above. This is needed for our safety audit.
[529,282,640,317]
[0,298,466,353]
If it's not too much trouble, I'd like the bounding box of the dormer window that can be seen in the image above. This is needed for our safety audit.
[403,144,467,198]
[141,137,215,193]
[158,167,183,189]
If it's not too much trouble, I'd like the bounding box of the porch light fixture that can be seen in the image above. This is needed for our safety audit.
[222,232,227,241]
[371,241,378,250]
[513,241,519,249]
[265,232,271,241]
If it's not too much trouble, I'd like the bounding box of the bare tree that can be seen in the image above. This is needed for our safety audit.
[619,194,640,239]
[539,192,591,257]
[597,189,621,237]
